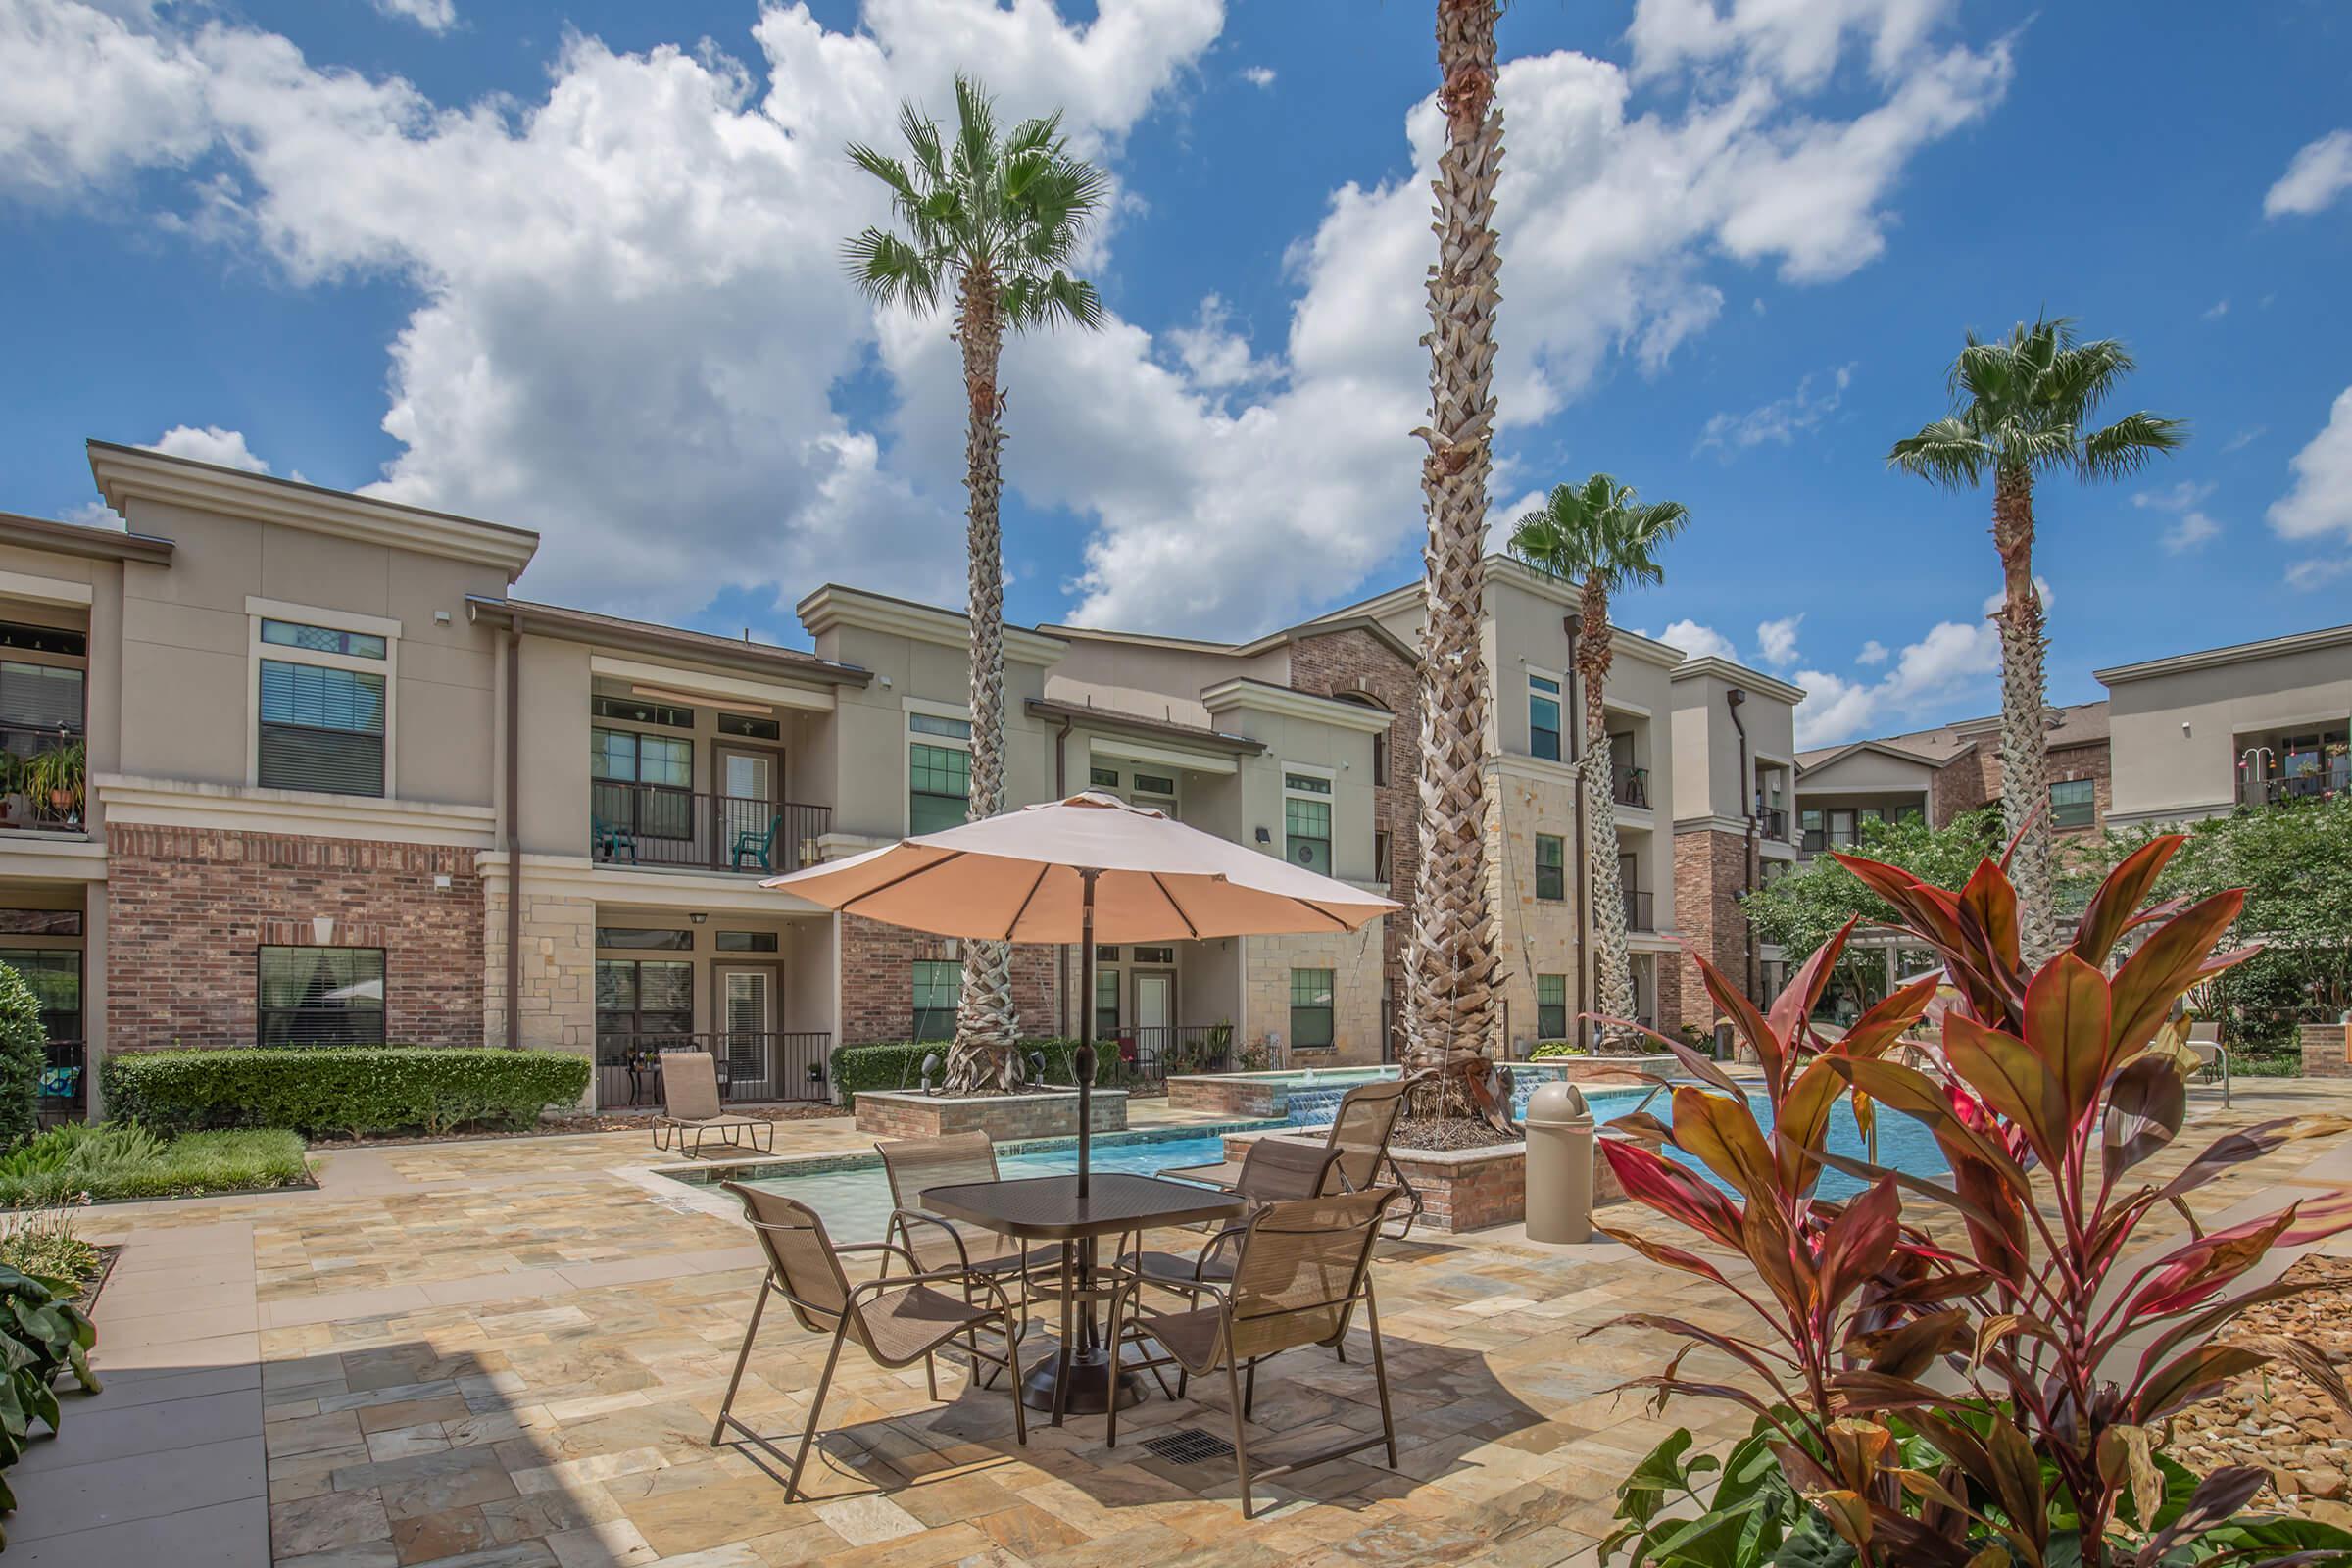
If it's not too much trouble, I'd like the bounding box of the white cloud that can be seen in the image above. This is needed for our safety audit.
[1755,612,1802,666]
[1659,618,1739,662]
[1696,363,1852,452]
[2160,513,2220,553]
[2264,129,2352,219]
[1239,65,1274,88]
[1855,638,1888,664]
[2202,298,2229,320]
[2133,477,2221,554]
[1793,577,2052,747]
[2285,557,2350,592]
[372,0,456,33]
[2267,387,2352,552]
[1629,0,1957,92]
[149,424,270,472]
[2223,426,2265,453]
[0,0,2010,638]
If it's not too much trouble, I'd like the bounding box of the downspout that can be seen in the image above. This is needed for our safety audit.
[505,625,522,1050]
[1051,711,1074,1039]
[1726,687,1756,1003]
[1564,613,1588,1049]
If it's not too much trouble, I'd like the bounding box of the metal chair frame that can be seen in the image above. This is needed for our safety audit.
[650,1050,775,1157]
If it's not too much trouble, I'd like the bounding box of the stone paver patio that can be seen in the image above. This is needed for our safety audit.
[24,1079,2352,1567]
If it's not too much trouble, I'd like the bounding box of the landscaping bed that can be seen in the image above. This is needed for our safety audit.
[310,1102,842,1147]
[2176,1255,2352,1516]
[1390,1115,1518,1152]
[0,1123,312,1204]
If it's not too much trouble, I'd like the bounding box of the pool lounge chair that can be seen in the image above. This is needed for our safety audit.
[652,1050,774,1158]
[1159,1071,1424,1237]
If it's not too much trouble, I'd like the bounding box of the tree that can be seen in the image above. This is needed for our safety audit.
[0,962,41,1148]
[1403,0,1509,1118]
[1888,317,2184,966]
[846,77,1106,1094]
[1508,474,1690,1043]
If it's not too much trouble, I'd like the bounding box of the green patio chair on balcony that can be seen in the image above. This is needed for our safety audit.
[593,812,638,864]
[731,812,783,872]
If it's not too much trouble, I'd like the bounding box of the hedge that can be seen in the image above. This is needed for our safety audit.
[830,1039,1086,1109]
[102,1047,593,1137]
[0,963,43,1148]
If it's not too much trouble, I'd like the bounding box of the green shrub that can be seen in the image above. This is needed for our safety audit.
[0,1203,99,1285]
[0,964,44,1149]
[0,1124,308,1203]
[1528,1040,1585,1058]
[102,1047,591,1138]
[0,1260,96,1538]
[829,1038,1084,1109]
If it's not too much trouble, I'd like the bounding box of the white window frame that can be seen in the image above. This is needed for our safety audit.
[246,597,401,798]
[903,696,974,836]
[1126,765,1179,818]
[1527,664,1566,763]
[1281,761,1337,875]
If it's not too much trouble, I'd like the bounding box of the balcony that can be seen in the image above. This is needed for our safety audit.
[0,722,85,834]
[1613,768,1650,809]
[2237,760,2348,808]
[589,781,829,874]
[1622,888,1655,931]
[1757,806,1789,841]
[596,1031,834,1107]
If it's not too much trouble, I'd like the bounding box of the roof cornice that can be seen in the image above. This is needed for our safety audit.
[467,596,869,687]
[0,509,174,566]
[799,584,1066,666]
[87,440,538,577]
[1200,677,1396,733]
[2094,622,2352,684]
[1795,739,1942,778]
[1023,698,1264,754]
[1669,656,1805,704]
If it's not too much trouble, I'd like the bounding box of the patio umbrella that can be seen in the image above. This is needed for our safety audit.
[764,789,1398,1193]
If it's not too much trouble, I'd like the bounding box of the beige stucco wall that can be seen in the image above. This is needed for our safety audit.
[2106,644,2352,823]
[1042,636,1286,731]
[1799,747,1941,795]
[1670,667,1800,822]
[1209,709,1380,885]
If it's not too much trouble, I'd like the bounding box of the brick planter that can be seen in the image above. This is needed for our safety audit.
[2302,1023,2352,1080]
[1165,1074,1295,1118]
[854,1088,1128,1141]
[1528,1054,1679,1086]
[1217,1125,1627,1235]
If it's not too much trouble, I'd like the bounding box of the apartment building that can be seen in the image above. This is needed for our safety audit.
[1791,700,2113,854]
[1668,659,1803,1011]
[2096,623,2352,827]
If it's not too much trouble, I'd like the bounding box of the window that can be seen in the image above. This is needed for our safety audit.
[1537,974,1567,1040]
[1372,732,1389,785]
[592,695,692,728]
[596,958,693,1045]
[0,622,84,659]
[1373,830,1391,883]
[1535,834,1566,901]
[1132,946,1175,964]
[1829,808,1858,850]
[715,930,779,953]
[1096,966,1121,1038]
[259,661,386,796]
[1129,769,1178,818]
[1284,771,1333,874]
[1089,765,1119,789]
[262,618,386,661]
[910,743,971,833]
[1289,968,1335,1050]
[1800,808,1825,852]
[1529,673,1563,763]
[909,711,972,741]
[912,959,960,1041]
[258,946,385,1047]
[2049,777,2096,830]
[717,713,781,741]
[0,662,83,735]
[597,926,692,951]
[592,727,693,839]
[0,950,79,1043]
[1095,945,1120,961]
[0,909,79,936]
[1131,771,1175,796]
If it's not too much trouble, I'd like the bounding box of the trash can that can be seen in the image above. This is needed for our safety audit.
[1523,1081,1594,1244]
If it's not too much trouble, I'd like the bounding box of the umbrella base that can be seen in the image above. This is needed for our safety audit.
[1018,1336,1162,1415]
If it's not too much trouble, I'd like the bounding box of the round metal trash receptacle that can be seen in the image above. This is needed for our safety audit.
[1522,1080,1594,1244]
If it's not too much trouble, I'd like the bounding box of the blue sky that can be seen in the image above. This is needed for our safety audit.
[3,1,2349,746]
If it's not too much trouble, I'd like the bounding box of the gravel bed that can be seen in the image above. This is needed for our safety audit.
[1389,1116,1520,1152]
[2174,1255,2352,1519]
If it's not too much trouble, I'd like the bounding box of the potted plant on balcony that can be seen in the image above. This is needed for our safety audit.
[24,742,82,825]
[0,753,24,827]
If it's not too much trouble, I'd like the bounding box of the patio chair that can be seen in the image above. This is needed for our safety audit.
[712,1182,1026,1500]
[730,812,782,872]
[652,1050,774,1158]
[1104,1187,1401,1519]
[593,812,638,863]
[2187,1022,2230,1087]
[1160,1072,1426,1238]
[1123,1136,1342,1290]
[875,1133,1059,1318]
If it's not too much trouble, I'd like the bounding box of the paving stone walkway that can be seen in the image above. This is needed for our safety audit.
[22,1080,2352,1567]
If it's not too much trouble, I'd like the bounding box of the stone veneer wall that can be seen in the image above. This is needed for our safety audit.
[481,888,594,1055]
[1247,928,1386,1063]
[854,1088,1127,1140]
[1218,1125,1629,1234]
[107,823,484,1052]
[1488,771,1583,1052]
[838,914,1060,1047]
[1672,828,1753,1024]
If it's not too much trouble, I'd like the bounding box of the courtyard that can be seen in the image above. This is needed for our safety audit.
[18,1075,2352,1567]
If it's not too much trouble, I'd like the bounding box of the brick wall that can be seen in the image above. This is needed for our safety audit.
[1932,739,2113,841]
[837,915,1060,1047]
[2302,1023,2351,1079]
[1672,828,1753,1023]
[106,823,484,1052]
[2047,739,2113,842]
[1287,626,1418,1048]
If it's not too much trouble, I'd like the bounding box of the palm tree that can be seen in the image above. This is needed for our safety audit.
[846,77,1106,1093]
[1889,317,2183,963]
[1509,476,1690,1045]
[1403,0,1507,1118]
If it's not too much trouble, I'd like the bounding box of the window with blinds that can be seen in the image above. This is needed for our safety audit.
[0,662,83,735]
[259,660,385,795]
[258,946,384,1047]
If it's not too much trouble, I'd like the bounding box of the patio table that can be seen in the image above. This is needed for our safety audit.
[921,1172,1245,1421]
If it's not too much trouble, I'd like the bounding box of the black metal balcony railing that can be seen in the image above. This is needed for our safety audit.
[597,1031,833,1108]
[2238,760,2349,808]
[1622,889,1655,931]
[0,723,85,832]
[590,781,830,874]
[1757,806,1789,840]
[1613,768,1649,809]
[36,1039,83,1128]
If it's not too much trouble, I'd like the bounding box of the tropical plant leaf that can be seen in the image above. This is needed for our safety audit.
[2102,1053,2189,1184]
[2072,835,2182,966]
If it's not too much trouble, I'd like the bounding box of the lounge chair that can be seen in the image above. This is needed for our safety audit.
[652,1050,774,1157]
[592,812,638,863]
[1104,1187,1401,1518]
[711,1182,1026,1499]
[1124,1136,1342,1289]
[731,812,782,872]
[1160,1071,1425,1237]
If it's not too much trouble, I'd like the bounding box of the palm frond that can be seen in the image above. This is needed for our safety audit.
[1001,271,1103,332]
[1506,473,1688,595]
[2079,412,2189,480]
[842,228,942,312]
[1886,419,1989,491]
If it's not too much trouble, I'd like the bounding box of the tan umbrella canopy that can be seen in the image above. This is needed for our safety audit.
[765,790,1399,1189]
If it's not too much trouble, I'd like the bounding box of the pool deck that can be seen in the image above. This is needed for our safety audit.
[31,1079,2352,1567]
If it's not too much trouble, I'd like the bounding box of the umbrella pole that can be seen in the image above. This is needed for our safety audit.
[1075,867,1099,1200]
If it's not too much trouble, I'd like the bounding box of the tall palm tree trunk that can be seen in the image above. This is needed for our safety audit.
[1404,0,1504,1120]
[1577,587,1637,1044]
[1993,468,2057,966]
[945,270,1023,1093]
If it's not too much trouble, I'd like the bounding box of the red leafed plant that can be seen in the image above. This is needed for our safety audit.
[1592,834,2352,1568]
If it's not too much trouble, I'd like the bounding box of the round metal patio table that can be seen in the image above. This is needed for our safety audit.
[919,1172,1247,1421]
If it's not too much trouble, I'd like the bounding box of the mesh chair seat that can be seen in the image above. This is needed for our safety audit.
[1142,1304,1226,1372]
[858,1284,998,1363]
